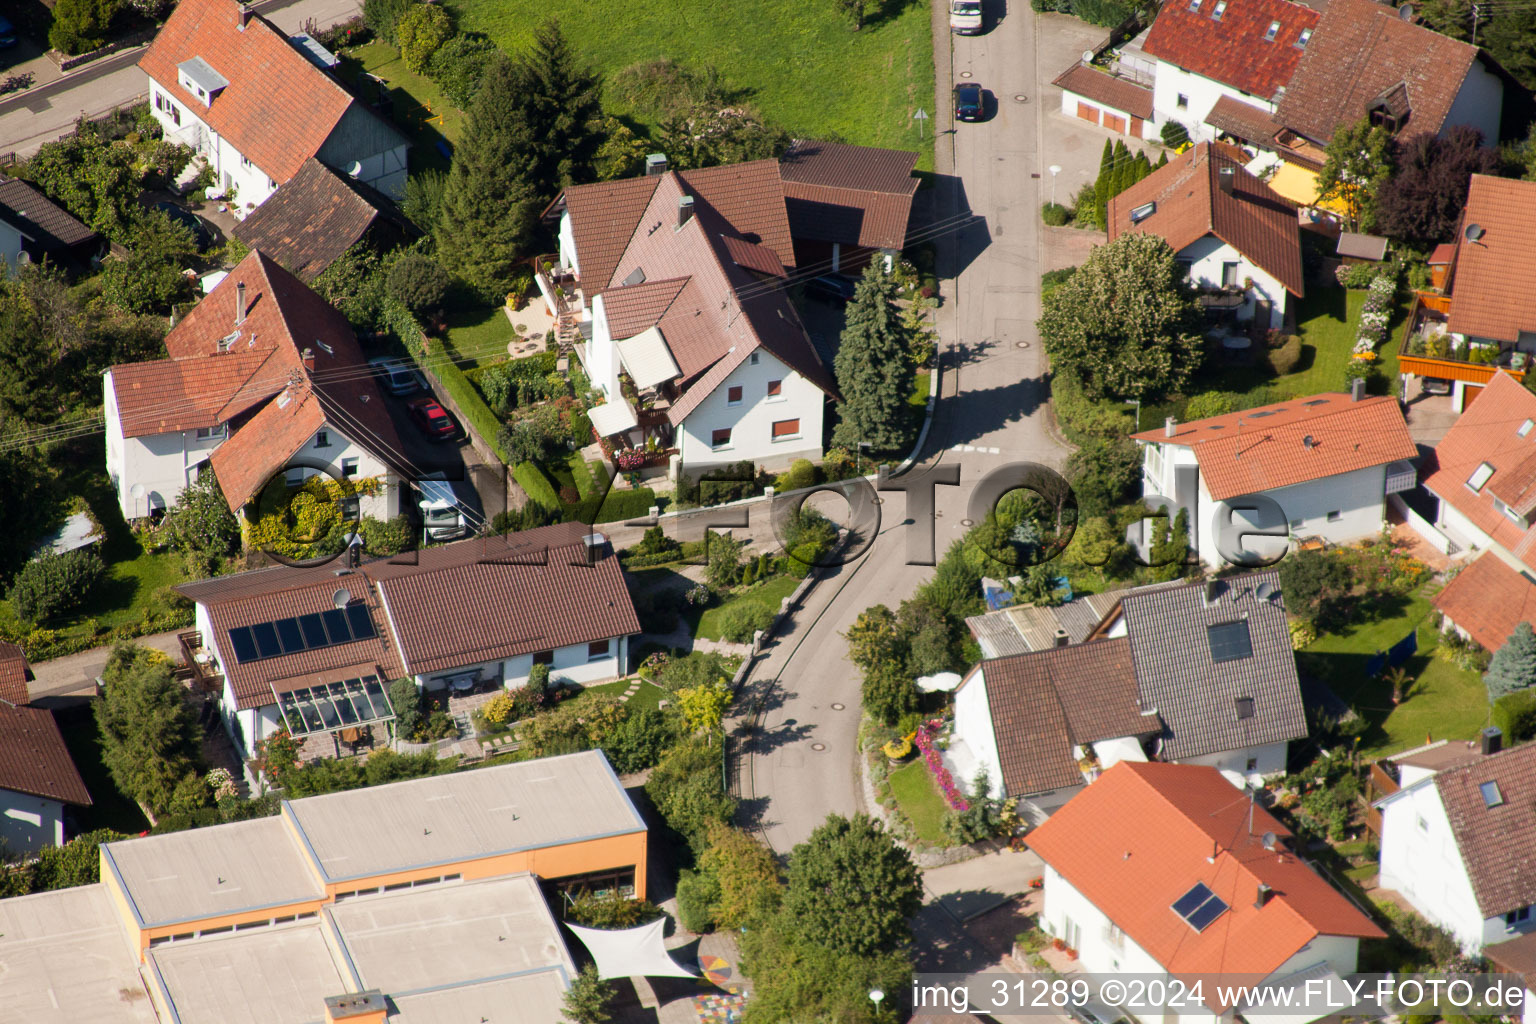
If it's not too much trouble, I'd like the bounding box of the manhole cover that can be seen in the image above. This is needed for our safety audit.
[831,702,846,711]
[1016,340,1030,349]
[811,743,827,751]
[1014,93,1029,103]
[960,518,976,527]
[959,70,974,79]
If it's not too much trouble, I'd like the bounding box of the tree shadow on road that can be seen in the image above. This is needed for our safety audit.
[931,373,1053,446]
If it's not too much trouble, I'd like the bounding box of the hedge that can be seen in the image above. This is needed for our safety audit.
[513,461,562,512]
[1493,690,1536,744]
[422,339,511,463]
[592,486,657,524]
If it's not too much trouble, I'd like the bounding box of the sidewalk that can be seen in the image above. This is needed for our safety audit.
[27,628,184,702]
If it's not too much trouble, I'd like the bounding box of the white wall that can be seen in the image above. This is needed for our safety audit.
[288,425,400,520]
[1056,87,1160,141]
[587,293,623,403]
[950,670,1006,799]
[1151,62,1276,142]
[1179,234,1289,327]
[677,349,824,472]
[1379,781,1490,951]
[559,211,580,276]
[1195,466,1388,568]
[1436,497,1500,561]
[1176,740,1289,788]
[0,219,24,276]
[496,635,629,690]
[0,789,66,856]
[1441,60,1504,147]
[105,369,226,520]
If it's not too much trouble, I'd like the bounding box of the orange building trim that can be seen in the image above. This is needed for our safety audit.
[1398,354,1525,385]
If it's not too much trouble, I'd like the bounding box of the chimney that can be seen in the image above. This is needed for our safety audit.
[235,281,246,326]
[1054,627,1070,647]
[1204,579,1224,606]
[237,1,252,28]
[1217,165,1236,195]
[1482,726,1503,756]
[1164,415,1176,438]
[1303,434,1315,450]
[1255,882,1274,908]
[645,153,668,176]
[1350,377,1366,402]
[324,991,387,1024]
[677,195,694,230]
[301,347,315,371]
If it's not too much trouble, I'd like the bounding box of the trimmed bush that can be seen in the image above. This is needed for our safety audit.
[422,338,509,460]
[1041,202,1071,227]
[776,459,819,493]
[1267,333,1304,376]
[1183,391,1238,419]
[1161,120,1190,148]
[11,549,105,624]
[676,867,720,933]
[1494,690,1536,744]
[386,253,451,317]
[714,602,776,643]
[513,462,563,512]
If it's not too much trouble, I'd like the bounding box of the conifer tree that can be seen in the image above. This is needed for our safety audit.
[507,19,604,200]
[1486,622,1536,700]
[832,263,915,455]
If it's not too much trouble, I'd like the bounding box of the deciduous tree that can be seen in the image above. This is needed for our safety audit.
[101,209,200,314]
[701,821,782,928]
[1037,232,1203,401]
[161,468,240,560]
[395,3,452,73]
[1277,548,1350,624]
[1374,127,1498,247]
[1315,116,1394,231]
[783,813,922,956]
[833,263,916,454]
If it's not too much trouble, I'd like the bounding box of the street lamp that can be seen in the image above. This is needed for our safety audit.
[1123,396,1141,433]
[1048,164,1062,206]
[857,440,873,477]
[868,988,886,1019]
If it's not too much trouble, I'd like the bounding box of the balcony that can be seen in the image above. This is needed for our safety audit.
[1399,292,1528,384]
[178,630,223,694]
[1384,460,1417,495]
[532,254,581,316]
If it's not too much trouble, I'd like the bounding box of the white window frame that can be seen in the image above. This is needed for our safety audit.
[1263,20,1279,40]
[1295,27,1312,48]
[770,419,802,443]
[726,385,743,407]
[1468,462,1495,493]
[341,457,359,478]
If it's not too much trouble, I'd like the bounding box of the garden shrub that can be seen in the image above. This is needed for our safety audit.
[395,3,453,74]
[656,651,735,692]
[10,548,105,624]
[1161,120,1190,148]
[1040,202,1070,227]
[49,0,116,54]
[1267,333,1304,376]
[1493,689,1536,744]
[386,252,451,316]
[1183,391,1238,419]
[1336,263,1378,289]
[601,706,675,773]
[566,889,664,928]
[776,459,820,493]
[783,540,828,579]
[426,33,501,108]
[677,461,766,507]
[714,603,775,643]
[675,868,720,933]
[388,678,422,739]
[645,735,735,854]
[361,0,415,44]
[1040,266,1077,301]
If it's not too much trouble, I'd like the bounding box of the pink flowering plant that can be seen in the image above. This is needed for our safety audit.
[916,719,969,812]
[614,448,646,471]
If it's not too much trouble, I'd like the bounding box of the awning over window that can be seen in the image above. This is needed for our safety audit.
[589,399,638,438]
[616,326,680,390]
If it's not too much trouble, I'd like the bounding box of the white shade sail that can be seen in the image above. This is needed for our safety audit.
[916,672,963,693]
[564,919,698,980]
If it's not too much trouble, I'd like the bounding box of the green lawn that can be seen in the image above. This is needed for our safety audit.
[693,576,801,641]
[445,305,516,370]
[910,370,931,409]
[448,0,937,168]
[563,677,668,713]
[888,760,948,844]
[1299,587,1489,758]
[53,704,150,835]
[337,42,463,172]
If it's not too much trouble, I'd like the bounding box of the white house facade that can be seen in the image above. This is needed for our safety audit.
[103,373,226,519]
[1151,63,1276,145]
[0,789,68,857]
[1176,234,1289,328]
[674,349,825,472]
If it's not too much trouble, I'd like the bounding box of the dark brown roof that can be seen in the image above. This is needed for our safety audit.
[1445,175,1536,345]
[779,139,918,251]
[676,160,797,269]
[1204,94,1283,146]
[967,637,1155,796]
[1109,141,1304,297]
[179,524,640,706]
[0,177,98,253]
[1485,928,1536,977]
[1141,0,1318,99]
[596,277,690,340]
[1052,62,1155,120]
[0,705,91,806]
[721,234,788,277]
[556,176,663,297]
[0,642,32,707]
[1277,0,1482,144]
[233,158,412,282]
[1432,553,1536,655]
[1432,741,1536,917]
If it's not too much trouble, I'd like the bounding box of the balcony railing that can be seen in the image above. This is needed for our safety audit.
[1398,292,1529,383]
[533,254,580,317]
[1384,460,1417,495]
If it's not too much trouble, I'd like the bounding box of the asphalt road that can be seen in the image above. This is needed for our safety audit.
[738,0,1067,856]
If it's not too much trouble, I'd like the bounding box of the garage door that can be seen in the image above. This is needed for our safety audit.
[1103,112,1127,133]
[1462,383,1484,410]
[1130,116,1144,137]
[1076,101,1100,125]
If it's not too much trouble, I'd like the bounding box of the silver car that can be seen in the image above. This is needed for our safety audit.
[368,357,426,396]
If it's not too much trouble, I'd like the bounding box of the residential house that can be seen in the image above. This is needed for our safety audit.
[174,523,640,762]
[232,157,414,282]
[777,139,918,273]
[1027,760,1384,1024]
[965,588,1129,659]
[0,641,33,706]
[1268,0,1505,205]
[948,572,1309,819]
[1399,176,1536,408]
[1433,552,1536,656]
[0,749,646,1024]
[1419,372,1536,574]
[139,0,408,212]
[1376,729,1536,951]
[0,702,92,856]
[1485,930,1536,1024]
[540,158,839,472]
[0,177,101,275]
[1130,389,1418,567]
[1108,141,1303,329]
[103,249,406,521]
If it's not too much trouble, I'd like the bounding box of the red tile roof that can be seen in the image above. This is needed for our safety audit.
[1204,94,1283,146]
[1445,175,1536,344]
[1142,0,1318,99]
[1431,742,1536,917]
[721,235,788,278]
[1277,0,1482,144]
[139,0,385,185]
[1109,142,1304,297]
[109,351,270,438]
[779,139,918,251]
[1132,391,1416,502]
[551,175,661,296]
[1051,63,1153,121]
[0,642,31,707]
[1432,553,1536,655]
[0,705,91,806]
[1027,762,1382,1006]
[1422,372,1536,573]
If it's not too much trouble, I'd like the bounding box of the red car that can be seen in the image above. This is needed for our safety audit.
[407,397,458,442]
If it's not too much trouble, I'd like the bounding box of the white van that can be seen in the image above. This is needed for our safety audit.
[950,0,983,34]
[418,476,472,542]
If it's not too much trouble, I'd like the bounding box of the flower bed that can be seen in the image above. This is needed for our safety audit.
[915,720,968,812]
[1352,274,1395,357]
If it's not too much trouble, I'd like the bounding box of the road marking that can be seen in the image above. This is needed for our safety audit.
[963,445,976,451]
[988,446,1001,454]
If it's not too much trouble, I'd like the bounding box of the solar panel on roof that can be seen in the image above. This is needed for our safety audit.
[345,603,376,639]
[276,618,305,654]
[322,608,351,644]
[251,621,283,659]
[274,675,394,737]
[1208,621,1253,663]
[298,613,328,648]
[1185,895,1229,931]
[1172,882,1213,918]
[229,626,259,663]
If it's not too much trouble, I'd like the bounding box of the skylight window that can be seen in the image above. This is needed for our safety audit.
[1189,0,1202,11]
[1172,883,1230,932]
[1235,696,1256,720]
[1129,202,1156,223]
[1295,27,1312,47]
[1264,20,1280,40]
[1212,0,1227,18]
[1481,781,1504,807]
[1520,419,1534,438]
[1468,462,1496,493]
[1208,621,1253,664]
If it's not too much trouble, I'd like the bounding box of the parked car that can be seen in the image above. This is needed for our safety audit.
[954,82,985,122]
[368,356,426,396]
[151,201,213,250]
[406,397,459,442]
[1420,377,1452,395]
[949,0,983,33]
[0,16,18,48]
[805,275,857,304]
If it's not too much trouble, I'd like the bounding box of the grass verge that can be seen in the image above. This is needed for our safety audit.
[888,760,948,844]
[693,576,801,641]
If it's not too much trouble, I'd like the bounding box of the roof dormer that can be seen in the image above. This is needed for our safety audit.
[177,56,229,107]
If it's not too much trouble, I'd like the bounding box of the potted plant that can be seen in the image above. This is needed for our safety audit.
[1066,947,1079,961]
[1052,937,1066,951]
[883,736,914,765]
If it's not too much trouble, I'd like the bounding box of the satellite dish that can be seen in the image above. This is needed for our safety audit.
[1261,831,1278,851]
[1466,223,1485,241]
[1398,3,1414,18]
[1082,49,1095,63]
[345,160,363,178]
[332,587,352,608]
[1255,581,1273,601]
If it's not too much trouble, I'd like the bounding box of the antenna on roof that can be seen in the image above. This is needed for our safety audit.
[1262,830,1277,851]
[1082,49,1094,63]
[332,587,352,608]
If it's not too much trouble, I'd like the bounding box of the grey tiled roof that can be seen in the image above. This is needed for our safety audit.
[1121,571,1306,761]
[965,589,1130,657]
[1432,742,1536,917]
